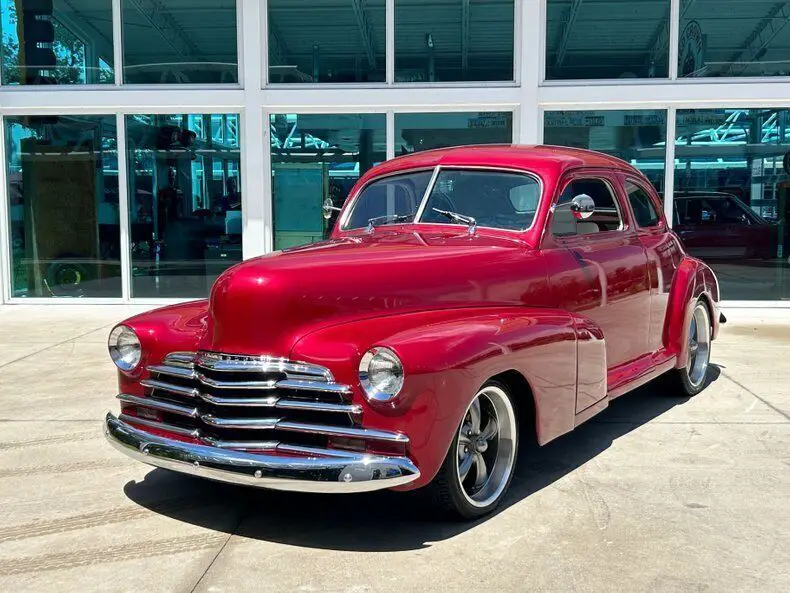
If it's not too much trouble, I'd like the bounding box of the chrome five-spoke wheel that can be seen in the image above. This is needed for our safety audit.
[426,381,519,519]
[687,301,711,389]
[671,299,713,397]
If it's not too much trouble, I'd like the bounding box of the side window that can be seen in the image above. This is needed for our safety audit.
[625,180,660,228]
[551,178,623,237]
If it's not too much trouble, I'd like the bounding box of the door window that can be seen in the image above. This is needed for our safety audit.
[625,180,660,228]
[552,178,623,237]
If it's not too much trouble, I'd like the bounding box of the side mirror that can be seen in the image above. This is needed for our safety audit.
[322,198,341,220]
[570,194,595,220]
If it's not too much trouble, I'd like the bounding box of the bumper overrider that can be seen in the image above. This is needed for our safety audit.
[104,412,420,493]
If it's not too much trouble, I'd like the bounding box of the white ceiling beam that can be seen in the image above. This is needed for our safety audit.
[554,0,583,68]
[351,0,378,69]
[724,1,790,76]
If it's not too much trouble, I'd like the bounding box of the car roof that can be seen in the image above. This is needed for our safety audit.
[674,191,737,200]
[361,144,639,183]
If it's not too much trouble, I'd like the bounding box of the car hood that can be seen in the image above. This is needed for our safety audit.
[199,229,548,355]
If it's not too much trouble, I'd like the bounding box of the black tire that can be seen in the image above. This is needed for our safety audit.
[45,259,91,295]
[424,380,519,520]
[670,298,713,397]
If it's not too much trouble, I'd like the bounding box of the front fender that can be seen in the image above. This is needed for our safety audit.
[290,306,577,489]
[664,256,721,368]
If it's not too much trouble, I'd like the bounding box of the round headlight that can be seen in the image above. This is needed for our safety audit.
[108,325,141,372]
[358,347,404,402]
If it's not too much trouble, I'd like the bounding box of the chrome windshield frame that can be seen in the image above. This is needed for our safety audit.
[340,164,544,234]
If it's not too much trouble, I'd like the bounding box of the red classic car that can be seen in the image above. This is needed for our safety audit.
[105,145,722,519]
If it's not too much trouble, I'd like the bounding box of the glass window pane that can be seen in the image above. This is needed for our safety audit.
[420,169,540,230]
[344,171,433,230]
[268,0,385,83]
[546,0,670,80]
[543,110,667,192]
[270,113,386,249]
[126,113,242,298]
[395,0,514,82]
[1,0,114,85]
[679,1,790,77]
[122,0,238,84]
[626,180,660,227]
[395,111,513,154]
[5,115,120,297]
[674,109,790,300]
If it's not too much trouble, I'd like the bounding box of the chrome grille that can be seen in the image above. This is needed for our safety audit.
[119,351,407,455]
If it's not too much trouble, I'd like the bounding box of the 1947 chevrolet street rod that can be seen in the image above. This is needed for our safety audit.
[105,145,722,519]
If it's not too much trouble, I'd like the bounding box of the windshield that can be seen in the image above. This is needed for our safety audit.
[420,169,540,231]
[343,167,541,232]
[343,171,433,230]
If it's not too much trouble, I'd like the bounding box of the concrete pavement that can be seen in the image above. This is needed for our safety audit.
[0,305,788,592]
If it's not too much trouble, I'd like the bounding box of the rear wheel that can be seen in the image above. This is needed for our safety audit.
[672,299,712,396]
[425,381,518,520]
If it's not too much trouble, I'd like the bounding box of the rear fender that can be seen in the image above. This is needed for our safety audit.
[291,307,577,488]
[664,257,720,368]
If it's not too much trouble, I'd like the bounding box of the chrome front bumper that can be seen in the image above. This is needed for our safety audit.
[104,412,420,493]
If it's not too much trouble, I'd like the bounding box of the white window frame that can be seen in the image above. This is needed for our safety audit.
[0,0,787,307]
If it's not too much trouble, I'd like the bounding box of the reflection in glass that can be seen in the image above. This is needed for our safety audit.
[394,112,513,155]
[268,0,385,83]
[420,169,540,230]
[270,113,386,249]
[4,115,120,297]
[543,110,667,191]
[679,1,790,77]
[395,0,514,82]
[1,0,114,84]
[126,113,242,298]
[545,0,670,80]
[344,171,433,230]
[674,109,790,300]
[122,0,238,84]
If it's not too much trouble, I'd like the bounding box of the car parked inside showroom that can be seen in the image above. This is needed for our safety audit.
[104,145,722,519]
[672,191,779,262]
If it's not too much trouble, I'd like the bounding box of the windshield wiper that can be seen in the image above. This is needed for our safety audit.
[432,208,477,228]
[367,213,415,228]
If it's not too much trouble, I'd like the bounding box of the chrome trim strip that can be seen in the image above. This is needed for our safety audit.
[197,373,279,390]
[201,415,281,429]
[117,413,201,438]
[141,379,356,411]
[163,352,196,369]
[141,379,199,399]
[276,399,363,415]
[276,444,363,458]
[277,421,409,443]
[199,393,280,407]
[105,413,420,493]
[117,394,199,418]
[413,165,442,222]
[147,364,197,380]
[277,379,352,394]
[202,437,280,451]
[147,370,351,396]
[195,352,332,380]
[194,413,407,442]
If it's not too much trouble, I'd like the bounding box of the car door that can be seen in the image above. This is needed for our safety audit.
[541,170,651,411]
[621,176,682,354]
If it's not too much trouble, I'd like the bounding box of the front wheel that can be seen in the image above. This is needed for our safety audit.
[671,299,713,396]
[425,381,518,520]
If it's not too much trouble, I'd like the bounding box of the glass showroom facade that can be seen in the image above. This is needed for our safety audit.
[0,0,789,305]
